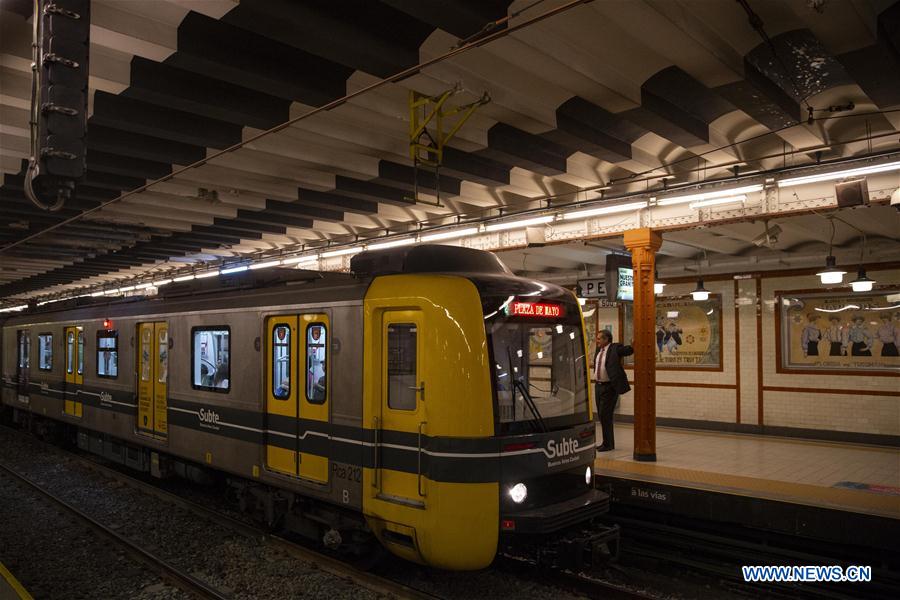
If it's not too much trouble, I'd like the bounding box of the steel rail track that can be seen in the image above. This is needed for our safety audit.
[3,423,688,600]
[496,554,656,600]
[0,425,441,600]
[70,446,647,600]
[0,459,231,600]
[73,456,442,600]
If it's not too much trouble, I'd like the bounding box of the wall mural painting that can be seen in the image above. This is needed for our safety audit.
[780,290,900,372]
[582,300,598,359]
[623,295,722,369]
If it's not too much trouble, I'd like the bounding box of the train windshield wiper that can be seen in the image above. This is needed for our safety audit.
[505,345,547,433]
[515,377,547,432]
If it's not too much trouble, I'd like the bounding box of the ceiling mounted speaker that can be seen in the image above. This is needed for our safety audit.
[834,178,869,208]
[525,226,546,247]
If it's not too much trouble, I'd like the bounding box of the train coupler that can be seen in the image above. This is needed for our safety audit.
[538,523,620,570]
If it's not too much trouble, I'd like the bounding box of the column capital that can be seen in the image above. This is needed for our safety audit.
[623,228,662,252]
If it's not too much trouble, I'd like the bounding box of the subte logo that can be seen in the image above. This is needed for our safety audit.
[198,407,221,429]
[545,437,579,459]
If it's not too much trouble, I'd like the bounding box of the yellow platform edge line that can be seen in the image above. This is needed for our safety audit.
[0,562,33,600]
[595,458,900,520]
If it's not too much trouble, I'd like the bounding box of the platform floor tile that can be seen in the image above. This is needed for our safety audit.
[594,422,900,519]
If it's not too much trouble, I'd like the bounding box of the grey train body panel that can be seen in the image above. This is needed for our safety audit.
[1,271,370,510]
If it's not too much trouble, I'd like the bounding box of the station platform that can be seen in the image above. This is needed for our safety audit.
[0,561,31,600]
[593,423,900,552]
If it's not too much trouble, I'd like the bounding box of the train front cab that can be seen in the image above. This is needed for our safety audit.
[483,285,616,567]
[361,271,612,571]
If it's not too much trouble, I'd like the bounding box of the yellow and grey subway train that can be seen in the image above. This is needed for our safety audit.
[1,245,613,570]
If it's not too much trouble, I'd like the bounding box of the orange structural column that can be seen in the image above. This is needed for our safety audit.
[623,228,662,462]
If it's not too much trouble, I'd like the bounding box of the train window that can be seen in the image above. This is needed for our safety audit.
[77,330,84,375]
[38,334,52,371]
[158,329,168,383]
[192,327,230,392]
[305,324,327,404]
[97,331,118,378]
[66,330,75,374]
[140,327,152,381]
[272,324,291,400]
[387,324,417,410]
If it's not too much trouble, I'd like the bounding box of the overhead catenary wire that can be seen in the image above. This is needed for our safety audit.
[453,0,551,47]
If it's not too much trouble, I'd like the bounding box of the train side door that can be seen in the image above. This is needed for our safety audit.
[264,314,331,483]
[63,326,83,417]
[298,314,330,484]
[137,321,168,438]
[15,330,30,402]
[265,316,299,476]
[375,310,427,508]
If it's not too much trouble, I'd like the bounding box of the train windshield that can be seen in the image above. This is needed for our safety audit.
[487,308,589,434]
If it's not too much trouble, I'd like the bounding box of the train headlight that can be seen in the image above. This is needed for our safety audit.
[585,466,593,486]
[509,483,528,504]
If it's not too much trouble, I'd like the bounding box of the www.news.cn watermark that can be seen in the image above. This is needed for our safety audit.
[742,565,872,583]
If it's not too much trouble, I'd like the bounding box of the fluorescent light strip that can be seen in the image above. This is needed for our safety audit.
[119,286,135,292]
[135,283,153,290]
[91,291,105,297]
[221,265,248,275]
[657,184,763,206]
[367,238,416,251]
[0,305,27,313]
[562,201,647,220]
[249,260,281,270]
[485,215,554,232]
[282,255,317,265]
[689,194,747,209]
[173,274,195,282]
[420,227,480,242]
[195,270,220,278]
[321,247,362,258]
[778,160,900,187]
[152,279,172,287]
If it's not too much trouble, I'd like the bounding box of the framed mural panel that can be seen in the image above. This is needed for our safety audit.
[622,294,723,370]
[777,289,900,373]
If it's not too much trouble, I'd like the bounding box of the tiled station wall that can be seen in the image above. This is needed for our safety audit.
[588,265,899,441]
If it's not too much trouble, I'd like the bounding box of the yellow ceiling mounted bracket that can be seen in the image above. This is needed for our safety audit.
[408,84,490,207]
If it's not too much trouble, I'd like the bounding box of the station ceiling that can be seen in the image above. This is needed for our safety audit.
[496,204,900,282]
[1,0,900,300]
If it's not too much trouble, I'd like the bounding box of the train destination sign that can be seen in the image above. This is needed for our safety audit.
[508,301,564,318]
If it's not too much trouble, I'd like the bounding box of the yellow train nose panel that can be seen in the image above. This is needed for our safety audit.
[362,274,499,570]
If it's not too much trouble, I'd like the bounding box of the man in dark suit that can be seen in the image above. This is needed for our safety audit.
[594,329,633,452]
